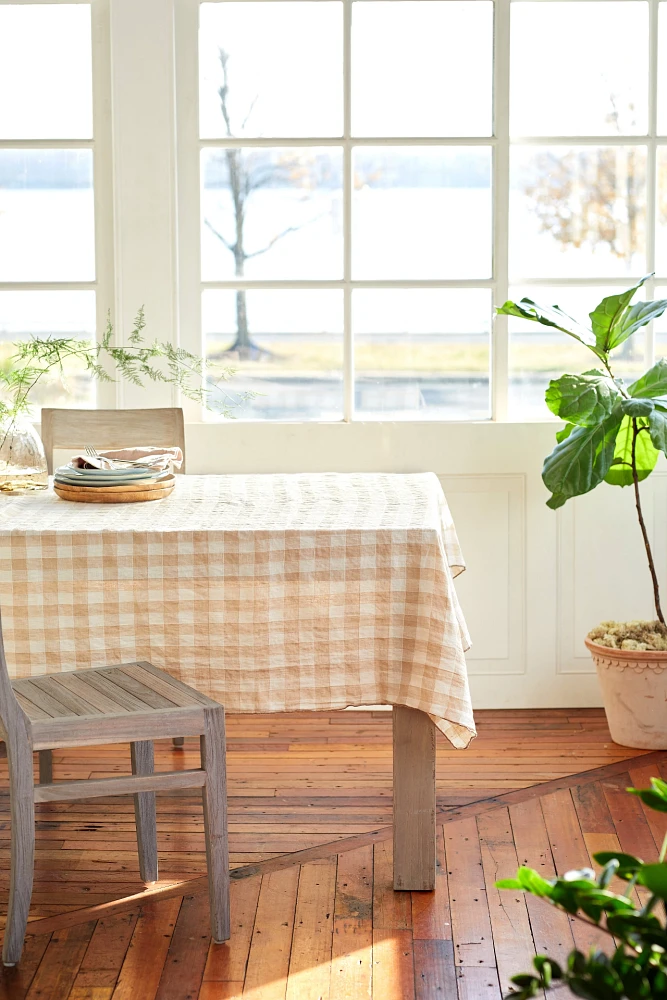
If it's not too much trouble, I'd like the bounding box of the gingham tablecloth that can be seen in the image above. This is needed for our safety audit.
[0,473,475,748]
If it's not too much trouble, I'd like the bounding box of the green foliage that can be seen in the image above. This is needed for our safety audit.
[497,778,667,998]
[542,412,621,509]
[604,415,659,487]
[545,372,621,425]
[0,308,250,421]
[498,278,667,509]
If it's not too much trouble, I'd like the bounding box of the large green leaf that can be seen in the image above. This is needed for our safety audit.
[638,863,667,900]
[545,373,621,425]
[628,358,667,398]
[542,410,622,508]
[593,851,643,880]
[629,778,667,812]
[588,276,652,353]
[497,299,598,352]
[648,408,667,455]
[621,398,655,417]
[608,299,667,350]
[556,422,576,444]
[604,416,659,487]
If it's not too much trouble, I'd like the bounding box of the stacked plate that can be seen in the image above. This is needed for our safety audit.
[53,464,176,504]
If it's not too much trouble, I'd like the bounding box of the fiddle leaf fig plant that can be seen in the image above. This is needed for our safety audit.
[496,778,667,999]
[497,276,667,624]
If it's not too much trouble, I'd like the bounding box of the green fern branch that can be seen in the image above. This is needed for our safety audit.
[0,308,252,423]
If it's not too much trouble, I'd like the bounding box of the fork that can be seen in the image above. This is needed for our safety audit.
[83,446,152,470]
[84,446,130,468]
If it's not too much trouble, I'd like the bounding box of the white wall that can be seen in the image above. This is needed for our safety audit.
[183,419,667,710]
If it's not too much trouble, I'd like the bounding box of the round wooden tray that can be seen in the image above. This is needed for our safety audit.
[54,474,175,504]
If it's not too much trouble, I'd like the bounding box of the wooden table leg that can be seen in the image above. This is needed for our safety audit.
[392,705,436,891]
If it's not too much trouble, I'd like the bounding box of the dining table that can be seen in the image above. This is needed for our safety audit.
[0,471,475,891]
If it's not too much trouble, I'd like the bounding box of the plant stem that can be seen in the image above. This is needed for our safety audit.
[631,417,665,624]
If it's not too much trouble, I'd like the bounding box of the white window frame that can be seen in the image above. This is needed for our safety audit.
[175,0,667,424]
[0,0,115,408]
[9,0,657,423]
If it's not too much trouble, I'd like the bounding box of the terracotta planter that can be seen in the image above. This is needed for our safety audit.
[585,638,667,749]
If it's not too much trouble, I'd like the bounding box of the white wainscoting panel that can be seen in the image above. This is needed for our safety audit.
[439,475,526,675]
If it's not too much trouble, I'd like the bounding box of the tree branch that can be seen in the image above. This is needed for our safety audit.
[204,217,235,253]
[245,213,326,259]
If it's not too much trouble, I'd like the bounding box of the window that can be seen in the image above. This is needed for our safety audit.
[0,2,109,413]
[507,0,664,419]
[181,0,667,423]
[190,0,493,421]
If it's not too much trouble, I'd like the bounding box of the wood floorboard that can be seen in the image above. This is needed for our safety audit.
[0,708,662,998]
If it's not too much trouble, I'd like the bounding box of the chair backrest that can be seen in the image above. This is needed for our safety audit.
[40,408,186,475]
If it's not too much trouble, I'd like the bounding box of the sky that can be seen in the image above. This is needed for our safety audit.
[0,4,92,139]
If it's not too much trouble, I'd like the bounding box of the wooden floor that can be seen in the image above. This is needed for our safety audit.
[0,708,665,999]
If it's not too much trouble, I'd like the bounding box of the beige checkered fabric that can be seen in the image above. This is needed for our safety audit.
[0,473,475,748]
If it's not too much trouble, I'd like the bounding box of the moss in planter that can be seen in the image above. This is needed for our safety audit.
[588,620,667,651]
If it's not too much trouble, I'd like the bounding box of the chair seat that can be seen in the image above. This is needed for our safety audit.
[12,661,221,750]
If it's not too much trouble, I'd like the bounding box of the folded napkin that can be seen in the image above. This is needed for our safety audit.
[70,446,184,473]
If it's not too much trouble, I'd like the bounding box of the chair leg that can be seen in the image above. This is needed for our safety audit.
[130,741,158,883]
[4,739,35,966]
[201,706,230,943]
[38,749,52,784]
[172,737,185,748]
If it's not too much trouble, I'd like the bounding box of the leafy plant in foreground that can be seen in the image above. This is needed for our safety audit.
[497,777,667,998]
[498,276,667,623]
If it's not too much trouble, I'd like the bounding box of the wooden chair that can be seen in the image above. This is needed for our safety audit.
[39,407,187,767]
[0,618,229,967]
[40,407,186,476]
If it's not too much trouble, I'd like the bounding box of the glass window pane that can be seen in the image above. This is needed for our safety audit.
[510,146,647,280]
[352,1,493,138]
[511,2,648,137]
[0,150,95,282]
[659,4,667,135]
[0,291,96,413]
[655,287,667,360]
[199,2,342,139]
[507,286,646,419]
[658,147,667,274]
[352,147,492,279]
[201,148,343,280]
[354,289,490,420]
[0,5,92,140]
[203,289,343,420]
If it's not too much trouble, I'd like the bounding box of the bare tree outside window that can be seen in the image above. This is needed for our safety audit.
[204,49,328,360]
[523,100,666,266]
